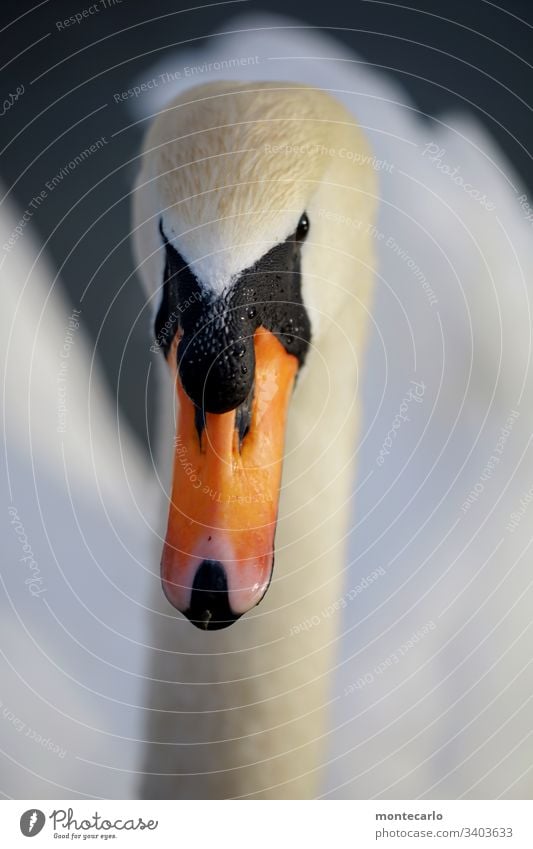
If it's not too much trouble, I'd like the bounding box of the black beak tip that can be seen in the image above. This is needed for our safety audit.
[184,559,242,631]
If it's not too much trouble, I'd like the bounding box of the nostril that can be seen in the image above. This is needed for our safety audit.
[186,560,241,631]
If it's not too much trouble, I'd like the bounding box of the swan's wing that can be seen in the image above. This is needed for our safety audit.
[0,187,157,798]
[131,15,533,800]
[330,111,533,800]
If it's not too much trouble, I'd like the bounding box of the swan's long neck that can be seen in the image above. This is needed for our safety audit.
[141,298,369,799]
[133,80,377,800]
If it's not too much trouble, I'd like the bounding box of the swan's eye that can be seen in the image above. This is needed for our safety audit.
[296,212,310,240]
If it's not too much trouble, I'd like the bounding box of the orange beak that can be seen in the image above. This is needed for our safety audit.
[161,327,298,629]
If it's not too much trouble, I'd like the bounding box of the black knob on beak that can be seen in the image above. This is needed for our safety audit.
[178,333,255,414]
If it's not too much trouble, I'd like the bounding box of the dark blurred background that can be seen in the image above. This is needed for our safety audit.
[1,0,532,449]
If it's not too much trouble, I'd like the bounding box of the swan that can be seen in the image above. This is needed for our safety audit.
[2,14,533,801]
[131,16,533,800]
[132,79,376,798]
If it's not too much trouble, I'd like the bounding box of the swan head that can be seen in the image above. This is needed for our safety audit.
[133,81,375,629]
